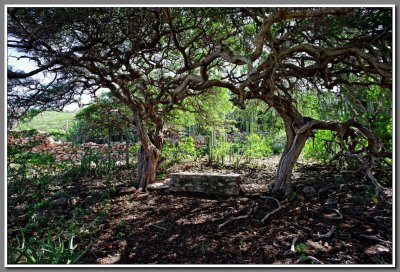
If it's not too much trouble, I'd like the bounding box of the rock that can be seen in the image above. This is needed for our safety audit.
[170,172,241,195]
[240,184,269,195]
[53,197,67,205]
[306,240,332,253]
[118,186,137,195]
[297,194,306,201]
[364,244,390,255]
[323,199,337,208]
[147,179,171,190]
[147,182,169,190]
[303,185,317,194]
[68,197,80,206]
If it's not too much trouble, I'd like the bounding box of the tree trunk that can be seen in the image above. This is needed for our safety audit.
[272,122,312,196]
[130,106,164,191]
[137,144,161,190]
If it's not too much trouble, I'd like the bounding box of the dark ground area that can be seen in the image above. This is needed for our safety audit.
[8,157,393,264]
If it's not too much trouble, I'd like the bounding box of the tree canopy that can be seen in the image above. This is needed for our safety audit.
[7,7,392,193]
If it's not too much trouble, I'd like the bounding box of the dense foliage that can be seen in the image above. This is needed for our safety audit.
[8,6,392,197]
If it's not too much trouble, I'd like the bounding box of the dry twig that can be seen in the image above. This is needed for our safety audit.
[150,224,167,231]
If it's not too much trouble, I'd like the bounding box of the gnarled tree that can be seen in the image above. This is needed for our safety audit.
[168,7,392,195]
[7,7,246,190]
[8,7,392,194]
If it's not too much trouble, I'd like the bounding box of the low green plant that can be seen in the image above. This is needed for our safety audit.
[300,254,309,262]
[116,220,127,239]
[295,243,308,254]
[8,137,56,199]
[8,231,91,264]
[289,191,298,202]
[200,242,210,254]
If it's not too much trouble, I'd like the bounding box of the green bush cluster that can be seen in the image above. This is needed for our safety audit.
[161,136,198,169]
[206,131,273,167]
[302,130,338,162]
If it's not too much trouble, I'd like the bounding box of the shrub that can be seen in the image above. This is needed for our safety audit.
[302,130,338,161]
[243,133,272,159]
[161,136,197,168]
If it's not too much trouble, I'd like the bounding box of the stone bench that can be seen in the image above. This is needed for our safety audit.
[169,172,241,195]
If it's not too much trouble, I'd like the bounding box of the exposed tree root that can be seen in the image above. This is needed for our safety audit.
[364,167,383,196]
[359,234,392,245]
[337,151,383,197]
[218,202,258,230]
[323,209,343,220]
[373,216,390,221]
[260,196,283,224]
[150,224,167,231]
[295,255,324,264]
[316,226,336,239]
[135,188,149,195]
[290,237,298,253]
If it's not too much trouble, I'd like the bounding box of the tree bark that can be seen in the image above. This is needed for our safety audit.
[263,95,308,196]
[132,107,164,191]
[272,121,311,195]
[137,144,161,190]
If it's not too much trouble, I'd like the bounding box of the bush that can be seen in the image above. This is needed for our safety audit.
[267,130,286,154]
[161,136,197,168]
[302,130,338,161]
[243,133,272,158]
[47,129,66,141]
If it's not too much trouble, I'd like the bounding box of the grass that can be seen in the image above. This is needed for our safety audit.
[16,111,77,133]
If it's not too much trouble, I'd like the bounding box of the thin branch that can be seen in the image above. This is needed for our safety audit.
[150,224,167,231]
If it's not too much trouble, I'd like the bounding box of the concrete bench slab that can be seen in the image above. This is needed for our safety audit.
[170,172,241,195]
[240,184,270,195]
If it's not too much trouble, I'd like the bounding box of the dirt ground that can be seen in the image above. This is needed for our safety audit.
[8,156,393,265]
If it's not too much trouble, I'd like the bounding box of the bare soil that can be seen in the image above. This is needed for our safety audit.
[8,157,393,264]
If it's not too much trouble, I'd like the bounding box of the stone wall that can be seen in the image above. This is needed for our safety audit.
[169,172,241,195]
[8,131,136,164]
